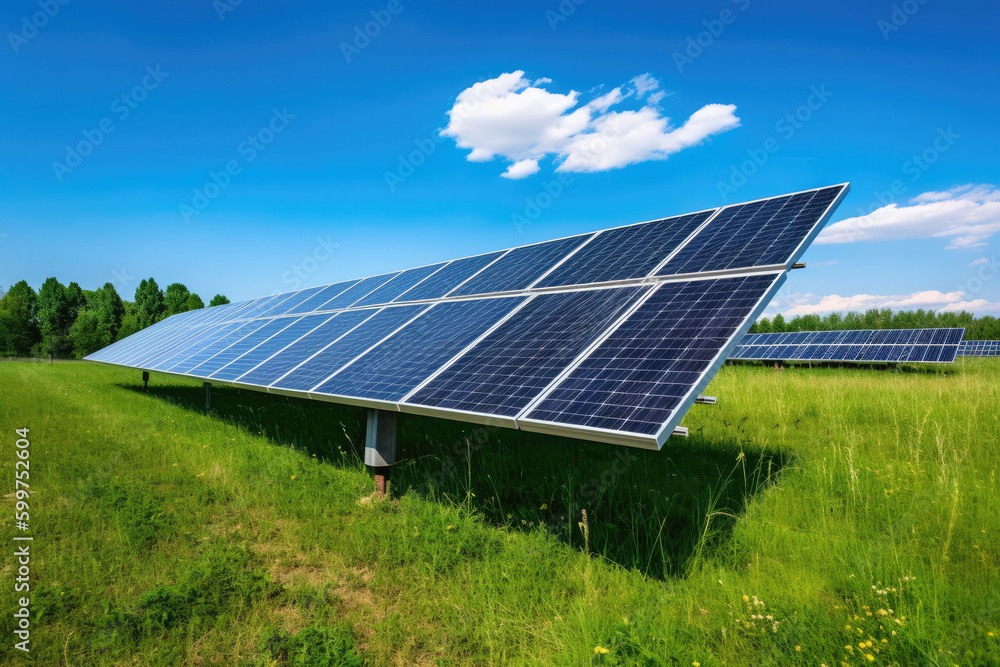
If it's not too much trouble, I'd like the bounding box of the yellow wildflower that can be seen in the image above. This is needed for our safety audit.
[540,503,548,510]
[290,475,296,480]
[593,646,609,655]
[866,654,875,662]
[743,595,750,603]
[693,663,701,667]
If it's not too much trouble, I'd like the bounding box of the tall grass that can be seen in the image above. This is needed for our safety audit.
[0,359,997,665]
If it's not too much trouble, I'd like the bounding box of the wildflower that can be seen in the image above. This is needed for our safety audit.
[866,654,875,662]
[446,525,455,530]
[743,595,750,603]
[795,645,801,652]
[290,475,296,480]
[692,663,700,667]
[540,503,548,510]
[989,632,994,637]
[594,646,610,655]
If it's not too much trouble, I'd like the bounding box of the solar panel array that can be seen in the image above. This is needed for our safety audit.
[86,183,849,450]
[957,340,1000,357]
[731,328,965,364]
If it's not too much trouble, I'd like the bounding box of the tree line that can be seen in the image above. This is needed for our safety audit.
[749,308,1000,340]
[0,278,230,359]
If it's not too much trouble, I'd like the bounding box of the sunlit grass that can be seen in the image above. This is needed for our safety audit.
[0,359,997,665]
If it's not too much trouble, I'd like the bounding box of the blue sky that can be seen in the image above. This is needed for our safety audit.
[3,0,999,316]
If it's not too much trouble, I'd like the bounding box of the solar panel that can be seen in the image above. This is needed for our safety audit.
[86,183,849,450]
[534,211,713,288]
[957,339,1000,356]
[731,328,965,363]
[315,296,526,404]
[520,274,784,445]
[450,235,592,296]
[404,286,649,424]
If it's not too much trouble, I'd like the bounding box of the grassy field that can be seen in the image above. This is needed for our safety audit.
[0,359,997,666]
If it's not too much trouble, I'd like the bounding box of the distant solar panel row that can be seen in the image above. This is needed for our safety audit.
[957,340,1000,356]
[730,328,965,363]
[87,184,848,449]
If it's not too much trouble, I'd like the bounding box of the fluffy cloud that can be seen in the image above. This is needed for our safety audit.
[441,71,740,179]
[816,184,1000,249]
[763,290,1000,317]
[971,257,990,266]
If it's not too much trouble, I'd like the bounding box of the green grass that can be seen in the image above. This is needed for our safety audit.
[0,359,998,666]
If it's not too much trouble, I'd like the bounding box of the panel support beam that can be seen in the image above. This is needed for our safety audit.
[204,382,212,411]
[694,395,717,405]
[365,408,397,496]
[142,371,149,389]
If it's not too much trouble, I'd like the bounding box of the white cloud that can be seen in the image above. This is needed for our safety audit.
[630,73,659,98]
[502,158,540,180]
[441,71,740,179]
[816,184,1000,249]
[971,257,989,266]
[762,289,1000,317]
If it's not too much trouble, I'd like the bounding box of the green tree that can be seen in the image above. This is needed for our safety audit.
[208,294,230,307]
[0,280,41,356]
[37,277,74,357]
[134,278,165,329]
[186,293,205,311]
[117,301,141,340]
[164,282,192,316]
[69,283,127,357]
[771,313,786,333]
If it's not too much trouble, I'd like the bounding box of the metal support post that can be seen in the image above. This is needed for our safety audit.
[142,371,149,389]
[365,408,397,496]
[204,382,211,411]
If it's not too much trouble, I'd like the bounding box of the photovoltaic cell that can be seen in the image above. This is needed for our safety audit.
[146,322,248,371]
[315,273,401,311]
[213,314,335,382]
[315,297,525,402]
[235,311,375,386]
[536,212,713,288]
[167,320,271,374]
[958,340,1000,356]
[659,185,844,276]
[394,251,505,302]
[273,305,428,392]
[524,274,781,438]
[450,235,593,296]
[731,328,964,363]
[289,280,360,315]
[352,264,446,307]
[406,287,649,417]
[186,318,297,378]
[258,285,326,318]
